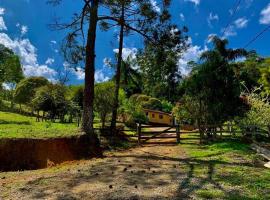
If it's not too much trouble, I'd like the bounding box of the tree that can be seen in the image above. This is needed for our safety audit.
[101,0,170,130]
[237,88,270,139]
[14,77,49,106]
[258,58,270,95]
[183,36,247,126]
[48,0,165,143]
[94,81,125,128]
[138,23,189,102]
[0,44,23,84]
[32,84,75,122]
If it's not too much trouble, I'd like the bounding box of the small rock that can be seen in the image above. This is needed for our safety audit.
[152,170,156,173]
[118,160,121,163]
[135,185,138,189]
[148,167,150,170]
[112,171,114,174]
[123,168,127,172]
[78,169,81,172]
[109,185,113,189]
[131,171,133,174]
[1,177,5,179]
[95,173,99,176]
[173,165,176,168]
[129,165,132,168]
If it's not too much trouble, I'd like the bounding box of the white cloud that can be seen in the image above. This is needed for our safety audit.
[184,0,200,6]
[207,12,219,28]
[0,32,56,81]
[234,17,248,28]
[222,25,237,37]
[0,8,5,15]
[0,9,55,80]
[73,67,85,80]
[113,48,137,61]
[21,25,28,35]
[0,17,7,31]
[103,57,112,67]
[45,58,55,65]
[207,33,217,43]
[180,13,185,21]
[178,38,207,75]
[50,40,57,44]
[0,8,7,31]
[260,3,270,25]
[221,17,248,38]
[95,69,109,83]
[150,0,161,13]
[64,61,109,83]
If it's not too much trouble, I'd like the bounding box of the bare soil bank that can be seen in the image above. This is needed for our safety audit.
[0,135,102,171]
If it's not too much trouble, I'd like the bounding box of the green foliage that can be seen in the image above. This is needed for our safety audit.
[237,89,270,128]
[138,23,188,102]
[258,58,270,95]
[0,44,23,84]
[161,100,173,113]
[122,98,148,127]
[14,77,49,105]
[182,37,246,124]
[172,95,201,124]
[31,84,78,122]
[70,85,84,109]
[142,97,162,110]
[94,81,125,127]
[129,94,162,111]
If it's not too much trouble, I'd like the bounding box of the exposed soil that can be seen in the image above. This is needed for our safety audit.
[0,135,102,171]
[0,140,189,200]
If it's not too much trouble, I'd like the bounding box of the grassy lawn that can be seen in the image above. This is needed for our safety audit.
[180,133,270,200]
[0,111,81,139]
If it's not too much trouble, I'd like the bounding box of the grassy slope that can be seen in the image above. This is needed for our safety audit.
[180,133,270,200]
[0,111,81,139]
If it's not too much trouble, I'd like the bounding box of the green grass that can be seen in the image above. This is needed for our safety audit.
[180,134,270,200]
[0,111,81,139]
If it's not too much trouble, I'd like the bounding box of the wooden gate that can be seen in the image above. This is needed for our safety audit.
[136,123,180,144]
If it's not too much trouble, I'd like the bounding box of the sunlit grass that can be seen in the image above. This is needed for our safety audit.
[180,133,270,200]
[0,111,81,138]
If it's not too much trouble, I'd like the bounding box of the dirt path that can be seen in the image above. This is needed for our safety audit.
[0,139,192,200]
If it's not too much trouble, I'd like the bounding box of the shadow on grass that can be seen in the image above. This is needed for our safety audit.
[0,120,31,125]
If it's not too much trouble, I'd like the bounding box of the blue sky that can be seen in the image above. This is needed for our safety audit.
[0,0,270,85]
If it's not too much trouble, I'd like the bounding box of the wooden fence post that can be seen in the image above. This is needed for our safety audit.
[176,125,180,143]
[137,123,141,145]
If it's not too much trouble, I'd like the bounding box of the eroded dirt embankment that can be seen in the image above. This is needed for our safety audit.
[0,135,102,171]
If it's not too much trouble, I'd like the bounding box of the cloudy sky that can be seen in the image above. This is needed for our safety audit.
[0,0,270,84]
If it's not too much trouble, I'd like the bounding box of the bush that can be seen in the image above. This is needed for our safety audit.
[122,99,148,128]
[161,100,173,113]
[237,90,270,128]
[142,97,162,110]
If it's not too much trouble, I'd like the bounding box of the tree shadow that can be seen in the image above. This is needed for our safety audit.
[18,141,264,200]
[0,120,31,125]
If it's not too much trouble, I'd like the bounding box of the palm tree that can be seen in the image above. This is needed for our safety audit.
[201,36,247,62]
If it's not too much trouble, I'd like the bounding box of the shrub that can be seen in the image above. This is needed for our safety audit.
[142,97,162,110]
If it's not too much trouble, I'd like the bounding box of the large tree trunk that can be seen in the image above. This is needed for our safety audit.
[111,3,125,130]
[82,0,99,146]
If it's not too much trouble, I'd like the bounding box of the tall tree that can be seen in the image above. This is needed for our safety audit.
[48,0,104,148]
[138,23,189,102]
[49,0,170,134]
[183,36,247,125]
[101,0,167,129]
